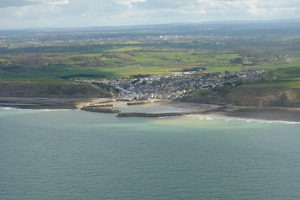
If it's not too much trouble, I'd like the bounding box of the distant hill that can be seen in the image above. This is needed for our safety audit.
[2,18,300,36]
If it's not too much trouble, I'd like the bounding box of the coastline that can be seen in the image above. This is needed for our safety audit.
[223,106,300,122]
[1,97,300,122]
[0,97,93,109]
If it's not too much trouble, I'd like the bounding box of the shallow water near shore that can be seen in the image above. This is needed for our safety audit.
[1,108,300,200]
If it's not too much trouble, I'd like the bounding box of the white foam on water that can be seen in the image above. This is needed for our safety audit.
[2,107,14,110]
[0,107,71,112]
[187,114,300,125]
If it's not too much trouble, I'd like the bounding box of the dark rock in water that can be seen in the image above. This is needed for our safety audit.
[127,101,148,106]
[117,112,183,118]
[81,106,119,113]
[116,109,220,118]
[88,104,114,108]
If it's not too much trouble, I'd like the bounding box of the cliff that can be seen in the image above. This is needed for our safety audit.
[0,81,111,98]
[185,85,300,108]
[229,87,300,107]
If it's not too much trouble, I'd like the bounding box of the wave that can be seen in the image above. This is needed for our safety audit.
[1,107,15,110]
[0,107,71,112]
[187,114,300,125]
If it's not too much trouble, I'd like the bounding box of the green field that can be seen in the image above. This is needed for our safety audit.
[1,46,299,81]
[1,29,300,83]
[0,23,300,105]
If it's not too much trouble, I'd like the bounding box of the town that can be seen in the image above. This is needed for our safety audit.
[75,69,267,101]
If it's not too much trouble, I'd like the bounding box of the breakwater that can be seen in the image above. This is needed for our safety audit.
[81,106,119,113]
[116,109,224,118]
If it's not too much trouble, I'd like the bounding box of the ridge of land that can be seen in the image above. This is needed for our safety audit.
[1,20,300,113]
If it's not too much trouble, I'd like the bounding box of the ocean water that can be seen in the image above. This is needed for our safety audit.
[1,108,300,200]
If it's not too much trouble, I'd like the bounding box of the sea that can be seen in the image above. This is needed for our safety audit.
[1,107,300,200]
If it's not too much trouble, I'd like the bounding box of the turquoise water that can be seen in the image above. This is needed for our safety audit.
[1,108,300,200]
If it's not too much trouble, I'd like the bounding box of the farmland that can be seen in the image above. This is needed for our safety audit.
[1,20,300,101]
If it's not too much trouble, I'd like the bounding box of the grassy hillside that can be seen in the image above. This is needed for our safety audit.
[186,67,300,107]
[0,81,111,98]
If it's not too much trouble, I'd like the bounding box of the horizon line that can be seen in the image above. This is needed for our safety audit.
[1,18,300,31]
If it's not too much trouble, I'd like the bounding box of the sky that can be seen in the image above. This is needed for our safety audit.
[0,0,300,29]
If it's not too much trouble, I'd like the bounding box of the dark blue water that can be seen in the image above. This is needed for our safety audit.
[1,108,300,200]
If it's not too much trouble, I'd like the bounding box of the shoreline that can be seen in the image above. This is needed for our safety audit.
[0,97,94,109]
[1,97,300,122]
[223,106,300,122]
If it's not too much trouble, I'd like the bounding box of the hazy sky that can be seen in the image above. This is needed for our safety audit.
[1,0,300,29]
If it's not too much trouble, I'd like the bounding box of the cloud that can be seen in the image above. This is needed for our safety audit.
[0,0,35,8]
[0,0,299,29]
[40,0,69,5]
[245,1,300,16]
[0,0,68,8]
[115,0,147,9]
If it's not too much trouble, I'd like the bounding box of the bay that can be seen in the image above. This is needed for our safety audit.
[1,108,300,200]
